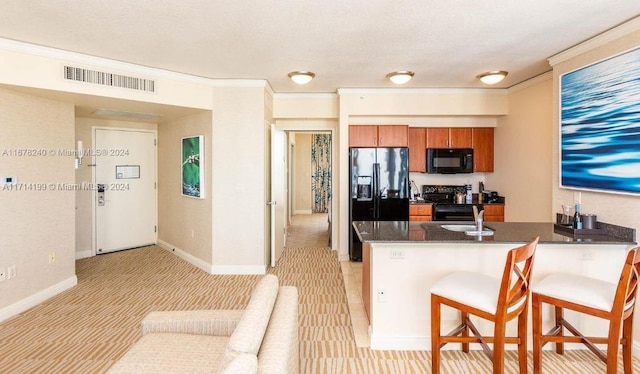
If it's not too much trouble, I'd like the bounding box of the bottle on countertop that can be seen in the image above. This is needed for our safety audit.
[465,184,472,203]
[572,203,583,229]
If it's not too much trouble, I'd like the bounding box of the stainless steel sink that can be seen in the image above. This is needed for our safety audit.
[440,224,494,236]
[440,224,478,232]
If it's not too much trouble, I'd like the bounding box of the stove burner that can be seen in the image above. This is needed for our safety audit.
[422,185,467,203]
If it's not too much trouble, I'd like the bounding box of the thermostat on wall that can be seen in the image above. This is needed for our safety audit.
[0,176,17,186]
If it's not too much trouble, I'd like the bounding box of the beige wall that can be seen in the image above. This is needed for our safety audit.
[0,87,76,318]
[75,118,157,257]
[157,111,212,265]
[211,86,268,273]
[273,93,338,119]
[293,133,312,213]
[490,75,553,221]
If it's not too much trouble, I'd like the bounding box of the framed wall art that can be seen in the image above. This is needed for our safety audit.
[559,46,640,195]
[182,135,204,198]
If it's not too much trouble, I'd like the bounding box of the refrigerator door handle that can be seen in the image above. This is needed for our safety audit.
[373,163,380,219]
[405,176,410,198]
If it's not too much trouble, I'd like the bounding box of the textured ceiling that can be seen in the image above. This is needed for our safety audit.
[1,1,640,93]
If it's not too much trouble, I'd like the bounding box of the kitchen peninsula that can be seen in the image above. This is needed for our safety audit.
[354,220,636,351]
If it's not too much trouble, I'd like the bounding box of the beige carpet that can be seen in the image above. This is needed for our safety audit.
[0,213,637,373]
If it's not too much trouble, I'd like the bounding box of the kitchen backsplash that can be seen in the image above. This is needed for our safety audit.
[410,172,488,194]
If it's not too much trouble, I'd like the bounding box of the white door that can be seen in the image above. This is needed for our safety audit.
[270,125,286,267]
[95,128,157,254]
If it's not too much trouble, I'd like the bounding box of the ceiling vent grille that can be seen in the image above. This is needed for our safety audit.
[63,66,156,92]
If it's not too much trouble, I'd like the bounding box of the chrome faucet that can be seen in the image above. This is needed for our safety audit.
[476,210,484,232]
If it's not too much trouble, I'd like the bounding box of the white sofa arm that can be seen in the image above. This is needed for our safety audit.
[141,309,244,336]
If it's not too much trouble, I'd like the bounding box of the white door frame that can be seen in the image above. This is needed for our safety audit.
[270,124,287,267]
[91,126,158,256]
[279,126,335,250]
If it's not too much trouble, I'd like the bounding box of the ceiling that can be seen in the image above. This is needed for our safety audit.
[1,1,640,94]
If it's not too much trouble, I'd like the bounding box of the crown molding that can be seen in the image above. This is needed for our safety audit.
[548,16,640,66]
[273,92,338,100]
[507,71,553,94]
[0,37,268,89]
[337,87,507,95]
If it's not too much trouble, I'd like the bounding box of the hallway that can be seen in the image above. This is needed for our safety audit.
[286,213,330,248]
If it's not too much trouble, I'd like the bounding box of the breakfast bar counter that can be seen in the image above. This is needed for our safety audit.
[353,220,635,244]
[354,220,636,351]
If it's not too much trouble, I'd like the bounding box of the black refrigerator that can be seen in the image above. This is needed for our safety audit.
[349,147,409,261]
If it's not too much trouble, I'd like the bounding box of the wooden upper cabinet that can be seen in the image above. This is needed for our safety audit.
[426,128,449,148]
[377,125,408,147]
[408,128,426,172]
[450,128,473,148]
[426,128,472,148]
[349,125,408,147]
[472,128,494,172]
[349,125,378,147]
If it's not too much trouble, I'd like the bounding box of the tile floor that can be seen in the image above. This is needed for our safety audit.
[340,260,369,347]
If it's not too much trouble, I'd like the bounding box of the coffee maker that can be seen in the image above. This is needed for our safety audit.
[482,190,501,203]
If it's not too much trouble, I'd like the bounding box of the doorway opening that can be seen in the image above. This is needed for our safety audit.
[286,131,332,248]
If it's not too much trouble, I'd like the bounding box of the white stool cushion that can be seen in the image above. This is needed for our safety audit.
[532,273,616,312]
[430,271,501,314]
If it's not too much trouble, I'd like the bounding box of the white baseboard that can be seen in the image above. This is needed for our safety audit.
[157,239,267,275]
[156,239,214,273]
[369,334,640,355]
[0,275,78,324]
[75,249,92,259]
[211,265,267,275]
[370,334,428,351]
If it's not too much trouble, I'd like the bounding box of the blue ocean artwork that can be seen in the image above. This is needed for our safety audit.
[560,47,640,194]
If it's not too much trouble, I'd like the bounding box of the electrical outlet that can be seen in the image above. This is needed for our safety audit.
[390,249,404,259]
[377,288,387,303]
[49,252,56,264]
[0,267,5,282]
[7,265,16,279]
[581,251,595,261]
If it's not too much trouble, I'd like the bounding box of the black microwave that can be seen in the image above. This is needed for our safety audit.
[427,148,474,174]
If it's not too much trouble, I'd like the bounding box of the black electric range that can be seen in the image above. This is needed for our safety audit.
[422,185,481,221]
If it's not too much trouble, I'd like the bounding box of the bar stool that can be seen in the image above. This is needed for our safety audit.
[532,246,640,374]
[430,237,539,374]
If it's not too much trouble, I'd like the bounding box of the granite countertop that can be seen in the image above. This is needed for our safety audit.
[409,200,504,205]
[353,221,636,245]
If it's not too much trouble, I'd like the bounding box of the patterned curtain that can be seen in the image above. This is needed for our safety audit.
[311,134,331,213]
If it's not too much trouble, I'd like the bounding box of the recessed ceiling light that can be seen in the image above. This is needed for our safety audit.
[288,71,315,85]
[386,71,414,85]
[477,71,508,85]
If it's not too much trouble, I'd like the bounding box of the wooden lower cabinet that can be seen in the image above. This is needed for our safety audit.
[483,204,504,222]
[409,204,432,221]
